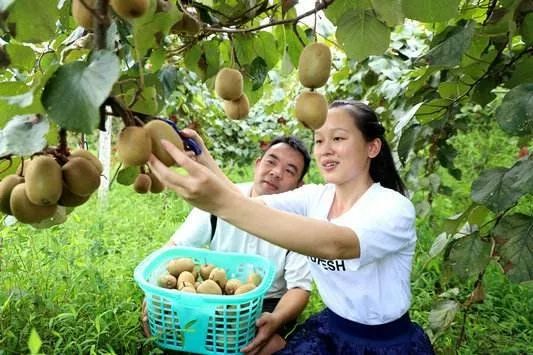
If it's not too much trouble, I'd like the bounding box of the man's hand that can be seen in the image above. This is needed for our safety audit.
[241,312,285,355]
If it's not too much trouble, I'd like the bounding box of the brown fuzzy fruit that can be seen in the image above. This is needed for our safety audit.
[181,285,197,293]
[234,283,256,295]
[294,91,328,130]
[62,157,101,196]
[208,267,227,289]
[148,172,165,193]
[157,274,177,289]
[70,149,103,174]
[144,120,184,166]
[247,271,262,286]
[298,42,331,89]
[133,173,151,194]
[110,0,149,19]
[72,0,96,29]
[224,279,242,295]
[215,68,243,101]
[58,184,91,207]
[223,94,249,120]
[177,271,196,289]
[167,257,195,277]
[117,126,152,166]
[24,155,62,206]
[0,175,24,215]
[196,279,222,295]
[10,183,57,223]
[199,263,215,280]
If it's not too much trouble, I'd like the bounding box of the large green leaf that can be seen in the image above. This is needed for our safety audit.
[397,124,420,164]
[506,56,533,88]
[0,114,49,156]
[41,50,120,134]
[402,0,460,23]
[495,84,533,136]
[471,159,533,212]
[371,0,404,26]
[7,0,58,43]
[520,12,533,45]
[0,82,43,126]
[429,300,459,331]
[425,21,476,68]
[336,10,391,61]
[445,232,492,280]
[324,0,371,23]
[5,42,34,72]
[493,214,533,283]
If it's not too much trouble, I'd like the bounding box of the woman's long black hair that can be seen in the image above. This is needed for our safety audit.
[329,100,407,196]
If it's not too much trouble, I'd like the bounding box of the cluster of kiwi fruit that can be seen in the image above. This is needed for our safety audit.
[294,42,332,130]
[157,257,262,296]
[0,149,102,226]
[116,120,184,194]
[215,68,250,120]
[72,0,150,29]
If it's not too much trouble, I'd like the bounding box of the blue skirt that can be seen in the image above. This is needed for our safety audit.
[276,308,434,355]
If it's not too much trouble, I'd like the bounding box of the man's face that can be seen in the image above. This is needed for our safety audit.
[252,143,305,196]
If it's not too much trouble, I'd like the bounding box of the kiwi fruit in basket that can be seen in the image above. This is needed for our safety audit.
[167,257,195,277]
[197,280,222,295]
[157,274,177,289]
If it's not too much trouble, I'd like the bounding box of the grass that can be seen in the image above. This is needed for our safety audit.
[1,122,532,354]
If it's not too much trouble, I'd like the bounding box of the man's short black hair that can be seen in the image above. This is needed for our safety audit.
[262,136,311,181]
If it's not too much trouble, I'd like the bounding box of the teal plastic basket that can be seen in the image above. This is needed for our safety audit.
[134,246,275,354]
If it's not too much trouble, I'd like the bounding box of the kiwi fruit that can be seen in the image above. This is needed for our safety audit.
[234,283,256,295]
[196,279,222,295]
[199,263,215,280]
[294,91,328,130]
[208,267,227,289]
[247,271,262,286]
[144,120,184,166]
[62,157,101,196]
[117,126,152,166]
[0,174,24,215]
[110,0,149,19]
[215,68,243,101]
[58,184,91,207]
[24,155,62,206]
[10,183,57,223]
[167,257,195,277]
[72,0,96,29]
[181,285,197,293]
[172,11,201,34]
[224,279,242,295]
[298,42,332,89]
[148,172,165,193]
[30,206,68,229]
[70,149,103,174]
[223,94,249,120]
[177,271,196,289]
[157,274,177,289]
[133,173,151,194]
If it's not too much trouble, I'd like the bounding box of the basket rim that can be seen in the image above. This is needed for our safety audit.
[134,246,276,301]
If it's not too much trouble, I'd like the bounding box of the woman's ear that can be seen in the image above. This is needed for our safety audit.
[368,138,382,158]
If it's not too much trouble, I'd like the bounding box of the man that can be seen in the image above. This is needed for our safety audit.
[160,136,312,354]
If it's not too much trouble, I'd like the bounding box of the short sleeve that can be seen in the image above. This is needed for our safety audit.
[284,251,312,291]
[260,184,322,215]
[170,208,212,247]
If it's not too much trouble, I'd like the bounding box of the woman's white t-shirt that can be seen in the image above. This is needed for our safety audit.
[261,182,416,325]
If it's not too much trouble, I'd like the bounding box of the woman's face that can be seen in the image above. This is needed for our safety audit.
[313,107,378,185]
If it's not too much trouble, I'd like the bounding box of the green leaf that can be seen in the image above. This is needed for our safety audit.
[471,159,533,213]
[402,0,460,23]
[520,12,533,45]
[415,98,449,124]
[438,81,469,100]
[471,76,497,106]
[429,300,459,331]
[246,57,268,91]
[0,115,49,156]
[324,0,371,23]
[27,328,42,354]
[397,124,420,164]
[425,21,476,68]
[5,42,34,72]
[336,10,391,61]
[371,0,404,26]
[506,56,533,89]
[442,204,475,235]
[493,213,533,283]
[7,0,58,43]
[445,231,492,280]
[0,83,43,125]
[41,50,120,134]
[495,84,533,136]
[116,166,139,186]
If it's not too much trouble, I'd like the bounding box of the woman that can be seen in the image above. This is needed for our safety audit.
[149,100,434,354]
